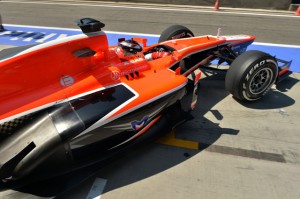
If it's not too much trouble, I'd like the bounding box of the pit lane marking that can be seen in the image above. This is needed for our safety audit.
[157,130,199,150]
[157,130,286,163]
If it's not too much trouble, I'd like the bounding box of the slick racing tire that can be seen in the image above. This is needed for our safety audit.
[225,50,278,101]
[158,25,194,42]
[159,25,194,73]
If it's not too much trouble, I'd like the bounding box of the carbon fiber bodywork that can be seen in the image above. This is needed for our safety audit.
[0,83,185,181]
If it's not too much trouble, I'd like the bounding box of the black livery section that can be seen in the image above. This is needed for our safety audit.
[70,87,186,163]
[0,84,135,180]
[0,84,185,181]
[70,85,134,128]
[52,84,135,141]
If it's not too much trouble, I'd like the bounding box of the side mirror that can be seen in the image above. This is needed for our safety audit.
[76,18,105,33]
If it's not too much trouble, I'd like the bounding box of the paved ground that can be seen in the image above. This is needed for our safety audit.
[1,0,300,45]
[0,1,300,198]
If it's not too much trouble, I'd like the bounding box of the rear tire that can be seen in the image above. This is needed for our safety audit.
[225,50,278,101]
[158,25,194,42]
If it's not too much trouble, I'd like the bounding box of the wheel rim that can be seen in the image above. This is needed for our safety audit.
[249,68,273,95]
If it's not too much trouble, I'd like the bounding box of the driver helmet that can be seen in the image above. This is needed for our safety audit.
[116,39,144,61]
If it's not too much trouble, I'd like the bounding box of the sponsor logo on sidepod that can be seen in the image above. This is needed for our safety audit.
[131,116,149,131]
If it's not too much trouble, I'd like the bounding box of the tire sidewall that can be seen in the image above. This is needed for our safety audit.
[167,30,194,40]
[158,25,194,42]
[225,50,278,101]
[239,58,277,101]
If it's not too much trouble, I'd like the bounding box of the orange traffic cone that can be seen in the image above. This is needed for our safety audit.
[295,6,300,16]
[214,0,220,11]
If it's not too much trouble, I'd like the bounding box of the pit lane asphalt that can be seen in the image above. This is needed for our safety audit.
[1,1,300,199]
[1,0,300,45]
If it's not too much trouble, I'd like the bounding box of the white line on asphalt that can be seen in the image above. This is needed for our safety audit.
[2,0,300,18]
[4,24,300,48]
[86,178,107,199]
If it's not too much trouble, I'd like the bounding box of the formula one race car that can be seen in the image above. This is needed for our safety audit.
[0,18,291,184]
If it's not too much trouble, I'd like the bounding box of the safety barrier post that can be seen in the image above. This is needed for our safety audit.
[214,0,219,11]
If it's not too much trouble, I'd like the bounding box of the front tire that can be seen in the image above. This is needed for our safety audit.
[158,25,194,42]
[225,50,278,101]
[159,25,194,73]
